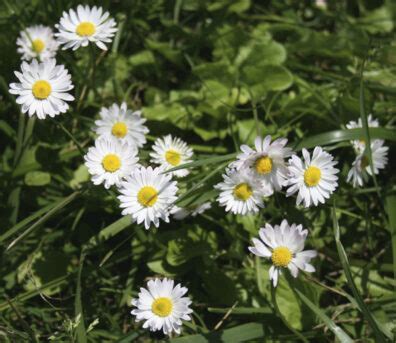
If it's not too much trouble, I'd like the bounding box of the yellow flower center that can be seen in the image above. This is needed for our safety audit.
[271,246,292,267]
[304,166,321,187]
[165,149,181,166]
[32,80,52,99]
[111,122,128,138]
[255,156,273,174]
[233,183,252,201]
[32,39,45,53]
[137,186,158,207]
[102,154,121,172]
[151,297,173,317]
[76,21,96,37]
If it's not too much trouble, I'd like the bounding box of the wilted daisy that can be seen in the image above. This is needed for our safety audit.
[17,25,58,61]
[150,135,193,177]
[347,140,389,188]
[131,278,192,335]
[231,135,292,193]
[118,166,178,229]
[84,137,139,189]
[285,147,339,207]
[9,59,74,119]
[346,115,380,153]
[249,220,317,287]
[171,202,211,220]
[215,168,269,215]
[94,103,148,149]
[55,5,117,50]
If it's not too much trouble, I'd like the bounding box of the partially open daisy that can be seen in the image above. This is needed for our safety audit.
[284,147,339,207]
[215,168,270,215]
[171,202,212,220]
[118,166,178,229]
[249,219,317,287]
[17,25,59,61]
[231,136,292,193]
[346,114,380,154]
[55,5,117,50]
[84,137,138,189]
[94,103,149,149]
[150,135,193,177]
[347,140,389,188]
[131,278,192,335]
[9,59,74,119]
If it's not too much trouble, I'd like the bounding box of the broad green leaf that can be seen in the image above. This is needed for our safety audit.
[128,50,155,66]
[24,171,51,186]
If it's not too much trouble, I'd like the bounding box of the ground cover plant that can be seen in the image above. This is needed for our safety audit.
[0,0,395,342]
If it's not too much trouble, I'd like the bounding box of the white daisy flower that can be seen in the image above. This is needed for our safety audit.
[231,135,292,193]
[171,202,212,220]
[9,59,74,119]
[347,140,389,188]
[215,168,269,215]
[131,278,192,335]
[249,219,317,287]
[284,147,339,207]
[55,5,117,51]
[94,103,149,149]
[118,166,178,229]
[346,114,380,153]
[84,137,139,189]
[150,135,193,178]
[17,25,59,61]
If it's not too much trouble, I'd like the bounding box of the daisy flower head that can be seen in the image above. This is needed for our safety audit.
[231,135,292,193]
[118,166,178,229]
[94,103,149,149]
[249,219,317,287]
[346,114,380,154]
[84,137,139,189]
[215,168,270,215]
[347,140,389,188]
[150,135,193,177]
[131,278,192,335]
[55,5,117,51]
[285,147,339,207]
[171,202,212,220]
[17,25,59,61]
[9,59,74,119]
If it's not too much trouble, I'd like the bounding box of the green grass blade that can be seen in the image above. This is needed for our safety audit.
[6,191,81,251]
[385,195,396,290]
[171,323,266,343]
[164,153,236,173]
[0,276,69,312]
[207,307,272,314]
[295,289,353,343]
[294,128,396,150]
[332,205,389,342]
[75,253,87,343]
[0,201,64,244]
[175,161,227,206]
[86,216,132,249]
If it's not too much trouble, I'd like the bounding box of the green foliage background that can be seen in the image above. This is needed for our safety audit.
[0,0,395,341]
